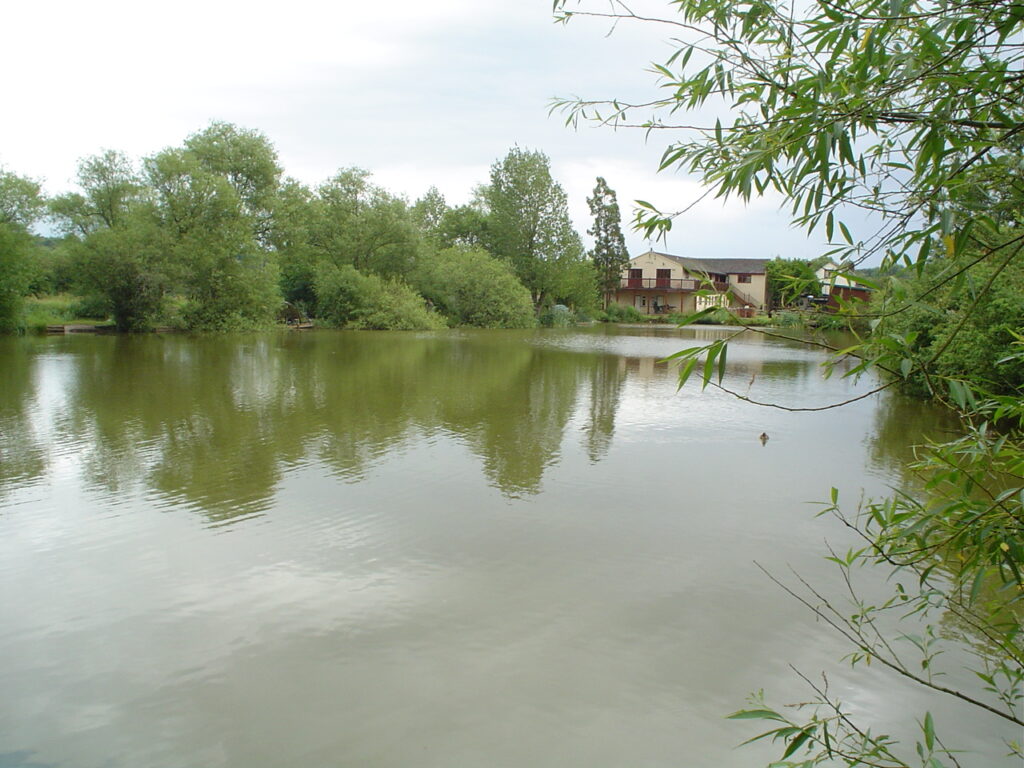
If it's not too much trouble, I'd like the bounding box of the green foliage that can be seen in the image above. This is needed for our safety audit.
[183,121,282,245]
[72,213,171,331]
[613,303,643,323]
[0,170,45,332]
[0,223,34,332]
[666,307,774,326]
[8,125,633,335]
[49,150,145,235]
[696,308,733,325]
[270,178,320,310]
[44,151,172,331]
[414,246,535,328]
[175,253,281,331]
[587,176,630,306]
[145,143,281,330]
[877,250,1024,396]
[555,0,1024,271]
[0,169,45,229]
[482,147,586,306]
[765,258,822,309]
[314,263,444,331]
[751,387,1024,767]
[599,303,643,323]
[545,257,600,314]
[313,264,374,326]
[19,294,112,332]
[313,168,421,279]
[410,186,449,241]
[21,294,80,332]
[25,238,76,296]
[538,303,575,327]
[555,0,1024,762]
[69,294,113,320]
[437,204,490,249]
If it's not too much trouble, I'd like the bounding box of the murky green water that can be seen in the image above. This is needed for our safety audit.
[0,326,1008,767]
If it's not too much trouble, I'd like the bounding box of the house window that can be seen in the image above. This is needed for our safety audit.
[737,274,752,283]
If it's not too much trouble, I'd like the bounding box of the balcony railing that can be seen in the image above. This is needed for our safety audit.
[619,277,729,292]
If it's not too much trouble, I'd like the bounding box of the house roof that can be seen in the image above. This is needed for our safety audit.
[641,251,770,275]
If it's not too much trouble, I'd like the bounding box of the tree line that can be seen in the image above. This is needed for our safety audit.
[0,125,631,332]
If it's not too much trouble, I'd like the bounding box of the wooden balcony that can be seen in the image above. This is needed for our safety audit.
[619,277,729,292]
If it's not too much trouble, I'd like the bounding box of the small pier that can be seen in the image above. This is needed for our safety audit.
[46,324,116,335]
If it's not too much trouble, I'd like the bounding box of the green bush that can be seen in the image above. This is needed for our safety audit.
[738,314,776,327]
[26,242,76,296]
[808,311,865,332]
[538,303,574,327]
[600,303,643,323]
[315,263,445,330]
[414,246,535,328]
[772,310,804,327]
[70,294,112,320]
[876,251,1024,395]
[672,308,777,326]
[178,250,282,331]
[765,257,822,308]
[692,308,733,325]
[314,264,375,326]
[72,220,174,331]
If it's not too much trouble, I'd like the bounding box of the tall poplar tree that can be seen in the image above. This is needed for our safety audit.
[586,177,629,308]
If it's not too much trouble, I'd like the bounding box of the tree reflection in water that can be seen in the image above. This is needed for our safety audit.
[0,331,637,520]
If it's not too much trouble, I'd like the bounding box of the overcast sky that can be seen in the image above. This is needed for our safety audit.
[3,0,839,260]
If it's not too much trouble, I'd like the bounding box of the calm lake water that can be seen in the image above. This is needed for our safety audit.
[0,326,1011,767]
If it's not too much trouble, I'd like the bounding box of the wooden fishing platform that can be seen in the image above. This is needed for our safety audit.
[46,324,116,335]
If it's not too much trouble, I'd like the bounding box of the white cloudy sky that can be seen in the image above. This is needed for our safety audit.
[2,0,839,260]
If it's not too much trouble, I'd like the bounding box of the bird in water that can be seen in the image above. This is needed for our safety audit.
[759,432,769,445]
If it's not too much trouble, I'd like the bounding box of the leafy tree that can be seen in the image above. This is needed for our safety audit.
[437,203,490,249]
[46,151,170,329]
[25,237,76,296]
[145,147,280,330]
[183,122,282,246]
[543,256,599,314]
[414,246,536,328]
[49,150,145,235]
[556,0,1024,764]
[313,168,421,279]
[270,178,320,313]
[948,154,1024,230]
[877,249,1024,396]
[0,169,45,331]
[73,211,173,331]
[764,258,821,309]
[586,176,629,307]
[0,169,45,229]
[482,147,585,306]
[0,224,34,332]
[410,186,449,240]
[314,263,444,330]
